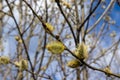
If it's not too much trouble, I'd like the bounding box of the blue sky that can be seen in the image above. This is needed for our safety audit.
[111,2,120,31]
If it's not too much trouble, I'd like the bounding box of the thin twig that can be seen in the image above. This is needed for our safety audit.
[5,0,36,79]
[87,0,115,33]
[55,0,77,46]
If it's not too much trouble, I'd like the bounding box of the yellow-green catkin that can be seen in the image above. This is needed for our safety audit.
[103,66,112,76]
[15,36,20,41]
[15,36,23,44]
[19,59,28,71]
[74,42,88,60]
[0,56,10,64]
[61,0,71,8]
[45,23,54,32]
[46,41,65,54]
[14,61,20,67]
[67,59,80,68]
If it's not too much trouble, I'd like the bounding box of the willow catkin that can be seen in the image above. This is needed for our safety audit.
[45,22,54,32]
[0,56,10,64]
[74,42,88,60]
[67,59,81,68]
[46,41,65,54]
[103,66,112,76]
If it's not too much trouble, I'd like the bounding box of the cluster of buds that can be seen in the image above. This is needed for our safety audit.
[15,36,22,44]
[67,42,88,68]
[14,59,28,71]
